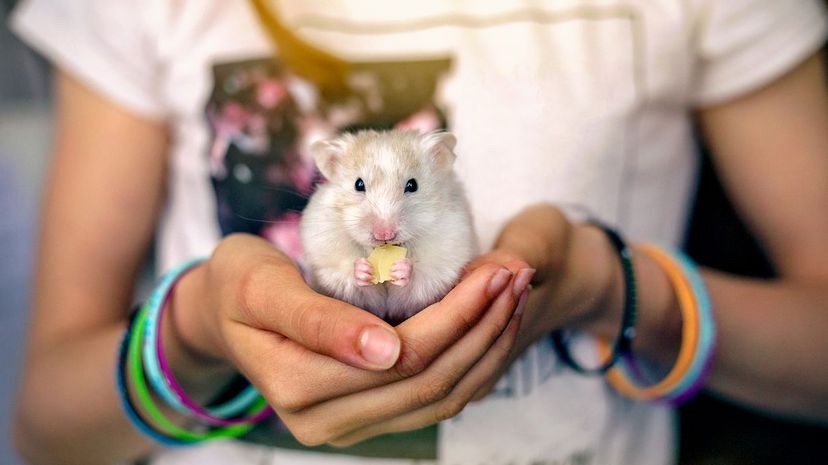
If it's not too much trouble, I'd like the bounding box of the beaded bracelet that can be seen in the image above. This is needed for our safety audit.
[551,222,637,375]
[599,245,715,404]
[141,258,269,426]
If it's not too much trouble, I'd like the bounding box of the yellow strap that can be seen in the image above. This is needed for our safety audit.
[248,0,352,98]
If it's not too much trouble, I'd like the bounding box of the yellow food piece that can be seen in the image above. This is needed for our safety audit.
[367,244,408,284]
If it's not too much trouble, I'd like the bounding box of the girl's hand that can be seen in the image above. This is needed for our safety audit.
[171,233,529,446]
[463,204,620,400]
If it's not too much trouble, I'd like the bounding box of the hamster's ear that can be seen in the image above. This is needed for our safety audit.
[309,134,353,180]
[421,131,457,170]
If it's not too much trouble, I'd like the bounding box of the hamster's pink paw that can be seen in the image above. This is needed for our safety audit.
[390,258,412,287]
[354,258,375,287]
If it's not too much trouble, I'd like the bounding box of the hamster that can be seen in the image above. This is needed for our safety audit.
[300,129,479,323]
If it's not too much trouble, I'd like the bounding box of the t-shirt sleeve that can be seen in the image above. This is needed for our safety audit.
[10,0,167,119]
[690,0,828,106]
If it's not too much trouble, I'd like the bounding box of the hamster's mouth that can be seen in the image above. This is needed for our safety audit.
[370,239,405,248]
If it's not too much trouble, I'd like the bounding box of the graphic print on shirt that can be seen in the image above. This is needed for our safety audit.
[204,56,451,459]
[205,57,451,269]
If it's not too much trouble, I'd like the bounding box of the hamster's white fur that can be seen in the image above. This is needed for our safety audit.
[300,130,478,323]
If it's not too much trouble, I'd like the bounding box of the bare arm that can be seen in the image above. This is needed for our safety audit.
[692,52,828,419]
[14,70,173,464]
[473,52,828,423]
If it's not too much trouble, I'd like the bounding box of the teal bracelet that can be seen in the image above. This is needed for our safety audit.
[663,250,716,404]
[141,258,263,422]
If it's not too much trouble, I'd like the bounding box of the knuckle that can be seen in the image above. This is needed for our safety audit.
[233,259,271,324]
[414,375,454,407]
[294,303,326,350]
[289,426,330,447]
[433,396,466,423]
[481,317,509,344]
[394,343,429,378]
[271,387,311,414]
[284,417,335,447]
[449,310,477,339]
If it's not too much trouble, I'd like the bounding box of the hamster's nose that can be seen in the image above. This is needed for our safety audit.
[372,222,398,242]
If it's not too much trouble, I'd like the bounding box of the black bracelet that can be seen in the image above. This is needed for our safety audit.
[550,221,637,375]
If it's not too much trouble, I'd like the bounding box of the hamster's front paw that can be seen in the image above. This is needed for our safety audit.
[354,258,376,287]
[390,258,412,287]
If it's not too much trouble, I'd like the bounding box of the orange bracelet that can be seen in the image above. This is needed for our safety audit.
[597,245,700,401]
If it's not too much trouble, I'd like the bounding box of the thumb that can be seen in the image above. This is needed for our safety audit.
[237,264,400,370]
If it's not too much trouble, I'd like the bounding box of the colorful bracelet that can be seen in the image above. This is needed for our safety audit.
[126,304,266,443]
[599,245,715,404]
[662,250,716,404]
[551,222,637,375]
[116,306,192,446]
[141,258,269,426]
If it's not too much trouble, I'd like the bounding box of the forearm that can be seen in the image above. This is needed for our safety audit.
[16,323,152,465]
[701,271,828,421]
[16,294,235,465]
[584,239,828,422]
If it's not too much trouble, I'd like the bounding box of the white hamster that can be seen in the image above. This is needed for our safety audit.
[300,129,479,323]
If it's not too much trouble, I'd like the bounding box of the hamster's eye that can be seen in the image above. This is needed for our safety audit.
[405,178,418,193]
[355,178,365,192]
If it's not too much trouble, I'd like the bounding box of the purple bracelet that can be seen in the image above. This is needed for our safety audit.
[154,276,272,426]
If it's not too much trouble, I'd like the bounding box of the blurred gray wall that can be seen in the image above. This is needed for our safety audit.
[1,1,52,464]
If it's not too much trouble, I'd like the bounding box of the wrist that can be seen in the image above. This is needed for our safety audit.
[166,263,232,370]
[566,222,624,329]
[575,229,682,364]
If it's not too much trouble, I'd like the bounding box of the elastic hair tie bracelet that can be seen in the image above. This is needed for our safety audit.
[551,221,637,375]
[141,258,269,426]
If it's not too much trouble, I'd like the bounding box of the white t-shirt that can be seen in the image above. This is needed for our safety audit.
[12,1,827,464]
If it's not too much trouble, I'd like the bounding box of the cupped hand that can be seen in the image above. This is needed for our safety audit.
[176,233,530,447]
[462,204,619,400]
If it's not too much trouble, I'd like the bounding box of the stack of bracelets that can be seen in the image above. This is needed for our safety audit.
[551,221,717,405]
[116,258,272,446]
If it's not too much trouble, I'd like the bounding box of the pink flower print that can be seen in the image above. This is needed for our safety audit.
[261,211,304,263]
[256,79,287,109]
[395,108,442,133]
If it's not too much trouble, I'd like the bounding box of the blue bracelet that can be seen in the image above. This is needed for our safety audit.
[116,305,193,447]
[663,250,716,404]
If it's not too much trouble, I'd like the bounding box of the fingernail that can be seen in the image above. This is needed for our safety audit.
[513,268,536,296]
[514,288,530,317]
[358,326,400,369]
[487,269,513,298]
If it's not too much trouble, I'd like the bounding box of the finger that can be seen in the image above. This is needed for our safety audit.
[329,290,528,447]
[232,261,401,370]
[285,275,524,446]
[226,263,519,413]
[461,250,528,280]
[493,204,571,280]
[392,263,514,379]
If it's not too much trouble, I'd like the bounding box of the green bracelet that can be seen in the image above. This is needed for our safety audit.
[126,305,267,442]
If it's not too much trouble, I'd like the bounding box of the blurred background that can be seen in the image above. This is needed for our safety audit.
[0,1,826,464]
[1,1,50,464]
